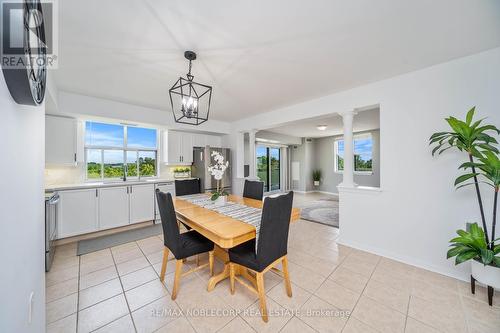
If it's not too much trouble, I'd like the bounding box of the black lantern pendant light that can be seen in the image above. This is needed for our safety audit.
[169,51,212,125]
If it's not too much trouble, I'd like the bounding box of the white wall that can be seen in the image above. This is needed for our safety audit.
[0,73,46,331]
[55,91,232,135]
[232,47,500,281]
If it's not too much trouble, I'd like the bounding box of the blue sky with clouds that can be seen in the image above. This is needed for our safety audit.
[85,122,157,163]
[337,138,373,161]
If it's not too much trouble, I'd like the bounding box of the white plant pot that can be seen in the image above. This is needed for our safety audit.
[314,181,320,186]
[471,260,500,289]
[214,195,227,206]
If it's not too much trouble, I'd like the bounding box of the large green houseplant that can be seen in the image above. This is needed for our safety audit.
[429,107,499,304]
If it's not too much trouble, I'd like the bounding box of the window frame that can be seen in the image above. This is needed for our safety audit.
[334,133,374,175]
[84,121,159,181]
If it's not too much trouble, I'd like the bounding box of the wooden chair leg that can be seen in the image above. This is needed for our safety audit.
[256,272,268,322]
[229,263,235,295]
[282,256,292,297]
[159,248,169,282]
[196,254,200,266]
[171,259,183,300]
[209,251,214,276]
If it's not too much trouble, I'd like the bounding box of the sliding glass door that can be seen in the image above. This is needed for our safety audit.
[256,145,281,192]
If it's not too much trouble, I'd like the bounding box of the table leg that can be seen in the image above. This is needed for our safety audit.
[207,245,244,292]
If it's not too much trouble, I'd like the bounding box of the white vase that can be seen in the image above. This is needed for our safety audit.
[314,181,320,186]
[214,195,227,206]
[471,260,500,289]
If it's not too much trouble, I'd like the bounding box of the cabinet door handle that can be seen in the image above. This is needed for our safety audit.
[126,187,129,194]
[130,186,133,194]
[96,189,98,197]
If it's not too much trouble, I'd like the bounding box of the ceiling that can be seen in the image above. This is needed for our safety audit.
[267,108,380,138]
[54,0,500,122]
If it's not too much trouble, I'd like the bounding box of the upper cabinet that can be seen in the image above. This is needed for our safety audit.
[45,115,84,165]
[162,130,222,165]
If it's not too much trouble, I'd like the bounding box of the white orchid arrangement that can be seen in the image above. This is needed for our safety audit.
[208,151,229,201]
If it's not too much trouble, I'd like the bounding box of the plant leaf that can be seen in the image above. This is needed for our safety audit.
[455,250,479,265]
[480,249,494,265]
[454,173,478,186]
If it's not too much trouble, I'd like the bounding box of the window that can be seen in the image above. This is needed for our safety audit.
[85,122,158,180]
[334,134,373,173]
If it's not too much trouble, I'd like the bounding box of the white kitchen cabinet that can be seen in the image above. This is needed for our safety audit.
[129,184,155,224]
[167,130,182,164]
[98,186,129,229]
[206,135,222,148]
[58,189,98,238]
[192,133,206,147]
[181,132,194,164]
[46,115,77,165]
[165,130,194,165]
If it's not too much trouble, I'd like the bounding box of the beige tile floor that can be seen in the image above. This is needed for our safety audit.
[46,193,500,333]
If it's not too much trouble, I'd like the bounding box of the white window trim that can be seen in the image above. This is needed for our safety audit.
[84,122,160,182]
[334,133,374,175]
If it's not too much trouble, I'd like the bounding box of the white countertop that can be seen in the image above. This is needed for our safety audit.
[45,178,188,192]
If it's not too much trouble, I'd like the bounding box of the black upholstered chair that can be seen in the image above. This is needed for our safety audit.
[228,191,294,322]
[174,179,201,230]
[243,180,264,201]
[175,178,201,196]
[156,189,214,300]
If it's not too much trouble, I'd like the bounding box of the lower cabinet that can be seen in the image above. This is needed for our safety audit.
[98,186,130,229]
[129,184,155,224]
[57,184,155,239]
[58,189,98,238]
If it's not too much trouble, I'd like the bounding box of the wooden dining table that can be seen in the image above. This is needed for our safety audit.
[174,194,301,291]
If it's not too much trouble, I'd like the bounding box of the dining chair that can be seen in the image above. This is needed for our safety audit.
[174,179,201,230]
[228,191,294,322]
[155,189,215,300]
[243,180,264,201]
[175,178,201,196]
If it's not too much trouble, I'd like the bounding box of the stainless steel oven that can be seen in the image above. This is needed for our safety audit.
[45,192,59,272]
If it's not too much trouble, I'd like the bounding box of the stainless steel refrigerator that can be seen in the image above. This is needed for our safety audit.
[192,146,232,193]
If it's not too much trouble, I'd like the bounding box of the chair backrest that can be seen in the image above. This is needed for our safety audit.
[175,178,200,196]
[243,180,264,201]
[256,191,294,266]
[155,189,180,253]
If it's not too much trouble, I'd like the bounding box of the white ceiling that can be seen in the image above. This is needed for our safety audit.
[54,0,500,122]
[267,108,380,138]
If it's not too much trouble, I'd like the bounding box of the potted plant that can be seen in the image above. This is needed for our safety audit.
[208,151,229,205]
[429,107,499,305]
[312,169,322,187]
[173,167,191,178]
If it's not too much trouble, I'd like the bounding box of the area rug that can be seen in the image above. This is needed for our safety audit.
[300,198,339,227]
[77,224,162,256]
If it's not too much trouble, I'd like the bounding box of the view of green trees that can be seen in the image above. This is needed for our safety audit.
[336,155,372,171]
[87,156,156,179]
[354,155,372,171]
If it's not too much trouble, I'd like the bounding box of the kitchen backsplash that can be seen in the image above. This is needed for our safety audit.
[45,164,191,187]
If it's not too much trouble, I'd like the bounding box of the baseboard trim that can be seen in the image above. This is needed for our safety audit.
[292,190,339,196]
[337,237,468,283]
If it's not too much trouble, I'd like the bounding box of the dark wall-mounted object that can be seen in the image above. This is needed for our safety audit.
[1,0,47,106]
[244,165,249,177]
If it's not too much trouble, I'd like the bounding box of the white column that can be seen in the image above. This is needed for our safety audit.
[248,130,258,179]
[235,131,245,178]
[339,110,357,188]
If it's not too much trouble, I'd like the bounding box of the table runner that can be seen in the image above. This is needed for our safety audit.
[178,194,262,248]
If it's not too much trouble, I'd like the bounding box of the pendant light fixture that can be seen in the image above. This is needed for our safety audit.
[169,51,212,125]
